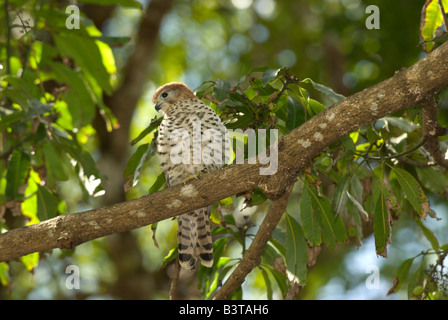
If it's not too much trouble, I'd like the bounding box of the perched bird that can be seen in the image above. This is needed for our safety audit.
[153,82,228,270]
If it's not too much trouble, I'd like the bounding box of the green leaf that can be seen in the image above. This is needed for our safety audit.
[388,257,415,295]
[249,188,267,206]
[299,185,322,246]
[413,216,440,250]
[213,79,231,101]
[194,81,215,97]
[416,167,448,196]
[301,78,345,103]
[366,125,381,144]
[384,117,420,132]
[225,112,254,129]
[212,237,230,267]
[332,173,350,215]
[21,170,39,222]
[148,173,166,194]
[36,185,59,221]
[0,110,25,132]
[262,68,282,87]
[49,62,96,128]
[346,191,369,222]
[95,39,117,75]
[268,235,286,257]
[249,78,277,102]
[285,214,308,284]
[308,99,327,116]
[340,135,356,151]
[374,188,390,257]
[259,266,274,300]
[52,132,101,179]
[2,76,40,108]
[124,142,155,186]
[94,36,131,48]
[260,264,288,298]
[420,0,448,52]
[243,85,258,100]
[5,150,31,200]
[21,252,39,272]
[161,248,177,268]
[130,117,162,146]
[390,167,428,217]
[372,176,391,258]
[306,182,347,249]
[0,263,10,286]
[407,257,425,299]
[54,34,113,94]
[261,242,282,265]
[42,142,69,185]
[345,196,364,243]
[198,238,234,299]
[23,100,53,121]
[285,96,305,131]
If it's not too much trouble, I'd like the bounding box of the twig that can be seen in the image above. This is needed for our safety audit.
[0,134,35,159]
[354,139,427,162]
[169,260,180,300]
[270,69,299,106]
[4,0,11,75]
[438,0,448,32]
[395,156,436,167]
[212,183,294,300]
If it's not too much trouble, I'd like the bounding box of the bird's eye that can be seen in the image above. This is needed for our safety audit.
[161,92,168,98]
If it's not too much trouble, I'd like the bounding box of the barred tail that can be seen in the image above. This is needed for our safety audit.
[177,207,214,270]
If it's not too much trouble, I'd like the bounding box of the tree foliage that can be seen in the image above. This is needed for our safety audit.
[1,0,448,300]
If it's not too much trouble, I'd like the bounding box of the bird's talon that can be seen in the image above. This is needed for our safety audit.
[182,169,207,185]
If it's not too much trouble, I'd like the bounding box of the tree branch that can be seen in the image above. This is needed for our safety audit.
[4,0,11,75]
[437,0,448,32]
[1,42,448,263]
[212,183,294,300]
[169,260,181,300]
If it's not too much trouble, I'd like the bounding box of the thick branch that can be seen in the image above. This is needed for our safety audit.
[1,42,448,263]
[212,184,294,300]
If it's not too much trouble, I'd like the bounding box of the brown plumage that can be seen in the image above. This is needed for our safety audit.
[153,82,228,270]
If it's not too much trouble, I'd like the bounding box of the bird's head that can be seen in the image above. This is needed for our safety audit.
[152,82,196,114]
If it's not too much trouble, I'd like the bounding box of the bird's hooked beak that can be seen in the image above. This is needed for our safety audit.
[155,102,162,112]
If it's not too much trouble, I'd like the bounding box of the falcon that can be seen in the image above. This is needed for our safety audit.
[153,82,228,270]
